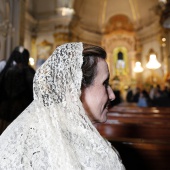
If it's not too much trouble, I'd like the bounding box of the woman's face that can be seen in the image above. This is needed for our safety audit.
[81,58,115,124]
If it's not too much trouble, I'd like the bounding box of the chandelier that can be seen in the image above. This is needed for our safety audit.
[146,53,161,69]
[56,0,75,16]
[133,62,144,73]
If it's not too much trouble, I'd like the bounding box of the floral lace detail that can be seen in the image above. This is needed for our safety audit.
[33,42,83,106]
[0,42,125,170]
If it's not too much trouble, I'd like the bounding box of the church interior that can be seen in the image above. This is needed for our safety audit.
[0,0,170,169]
[0,0,170,96]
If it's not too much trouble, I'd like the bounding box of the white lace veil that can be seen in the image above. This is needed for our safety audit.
[0,42,125,170]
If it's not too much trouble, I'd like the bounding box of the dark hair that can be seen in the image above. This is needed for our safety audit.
[0,46,30,79]
[81,43,106,89]
[14,46,30,65]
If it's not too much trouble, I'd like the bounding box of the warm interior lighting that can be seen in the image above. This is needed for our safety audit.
[29,57,35,66]
[146,54,161,69]
[133,62,144,73]
[159,0,167,3]
[56,7,74,16]
[55,0,74,16]
[162,37,166,42]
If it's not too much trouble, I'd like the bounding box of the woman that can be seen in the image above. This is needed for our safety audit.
[0,46,35,134]
[0,42,125,169]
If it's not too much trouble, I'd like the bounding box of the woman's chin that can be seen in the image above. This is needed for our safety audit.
[92,116,107,124]
[99,109,108,123]
[91,109,108,124]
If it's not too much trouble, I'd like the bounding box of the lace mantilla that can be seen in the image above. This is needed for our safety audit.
[0,42,125,170]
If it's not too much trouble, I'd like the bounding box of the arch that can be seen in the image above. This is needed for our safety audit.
[104,14,134,33]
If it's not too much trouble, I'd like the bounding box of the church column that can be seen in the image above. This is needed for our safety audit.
[166,31,170,73]
[11,0,26,50]
[128,51,136,79]
[1,0,26,59]
[0,0,13,60]
[30,36,37,69]
[0,34,7,60]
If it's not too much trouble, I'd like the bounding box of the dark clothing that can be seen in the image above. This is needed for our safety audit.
[0,65,35,133]
[132,92,140,103]
[126,90,133,102]
[152,96,170,107]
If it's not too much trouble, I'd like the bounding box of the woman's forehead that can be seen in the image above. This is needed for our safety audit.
[96,59,109,77]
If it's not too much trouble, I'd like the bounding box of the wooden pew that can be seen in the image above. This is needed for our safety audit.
[96,104,170,170]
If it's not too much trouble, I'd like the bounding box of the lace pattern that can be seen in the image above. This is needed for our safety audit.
[0,42,125,170]
[33,43,83,107]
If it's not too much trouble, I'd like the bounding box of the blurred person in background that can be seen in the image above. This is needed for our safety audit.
[0,59,6,72]
[0,46,35,134]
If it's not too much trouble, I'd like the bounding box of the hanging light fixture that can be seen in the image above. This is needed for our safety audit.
[56,0,75,16]
[146,51,161,69]
[56,7,74,16]
[133,61,144,73]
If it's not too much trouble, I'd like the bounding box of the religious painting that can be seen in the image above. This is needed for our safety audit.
[113,47,128,76]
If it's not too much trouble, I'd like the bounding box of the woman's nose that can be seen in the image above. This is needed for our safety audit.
[107,86,115,100]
